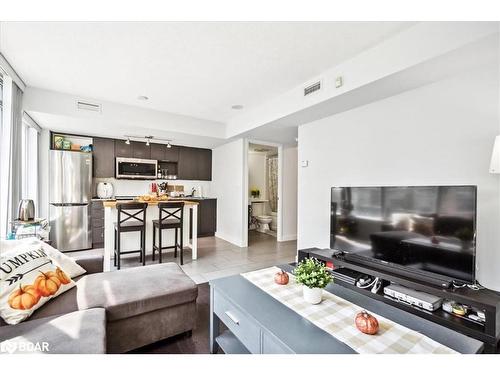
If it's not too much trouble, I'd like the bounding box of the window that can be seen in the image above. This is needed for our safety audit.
[0,74,3,133]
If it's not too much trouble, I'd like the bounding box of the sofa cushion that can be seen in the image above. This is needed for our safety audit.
[76,263,198,321]
[0,308,106,354]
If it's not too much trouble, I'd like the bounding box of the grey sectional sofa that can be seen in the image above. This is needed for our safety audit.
[0,255,198,354]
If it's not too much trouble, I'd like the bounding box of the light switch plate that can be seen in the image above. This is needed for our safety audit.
[301,160,309,168]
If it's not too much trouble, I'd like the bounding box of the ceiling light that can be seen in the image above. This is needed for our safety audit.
[145,136,153,146]
[166,141,172,149]
[138,95,149,101]
[125,137,130,145]
[231,104,244,110]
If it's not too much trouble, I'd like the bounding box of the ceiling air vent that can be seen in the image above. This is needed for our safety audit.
[76,100,102,113]
[304,81,321,96]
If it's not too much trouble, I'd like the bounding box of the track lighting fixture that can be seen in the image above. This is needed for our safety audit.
[123,135,173,148]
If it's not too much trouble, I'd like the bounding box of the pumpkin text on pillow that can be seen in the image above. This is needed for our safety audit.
[0,246,76,325]
[0,238,86,278]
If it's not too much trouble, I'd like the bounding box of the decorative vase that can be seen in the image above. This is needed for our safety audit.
[303,285,322,304]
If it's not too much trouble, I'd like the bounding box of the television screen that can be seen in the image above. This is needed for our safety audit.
[330,186,477,283]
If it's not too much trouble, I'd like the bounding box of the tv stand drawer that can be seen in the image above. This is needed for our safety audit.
[213,289,261,353]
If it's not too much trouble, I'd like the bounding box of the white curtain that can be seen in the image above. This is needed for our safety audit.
[0,78,23,236]
[267,156,278,212]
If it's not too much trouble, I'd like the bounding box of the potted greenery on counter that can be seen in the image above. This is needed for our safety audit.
[293,258,333,304]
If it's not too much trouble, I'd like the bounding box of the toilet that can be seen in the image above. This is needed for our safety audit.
[256,215,273,232]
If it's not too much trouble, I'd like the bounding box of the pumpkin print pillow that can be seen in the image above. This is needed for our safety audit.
[0,246,76,325]
[0,238,86,278]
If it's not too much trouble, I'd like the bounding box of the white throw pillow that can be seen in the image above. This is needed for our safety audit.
[0,245,76,325]
[0,238,86,278]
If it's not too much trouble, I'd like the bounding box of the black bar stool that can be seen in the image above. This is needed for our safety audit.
[114,202,148,270]
[152,201,185,265]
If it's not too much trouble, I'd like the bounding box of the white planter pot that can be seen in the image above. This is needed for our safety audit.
[302,285,322,304]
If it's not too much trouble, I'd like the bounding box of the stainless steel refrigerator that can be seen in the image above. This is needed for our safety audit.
[49,150,92,251]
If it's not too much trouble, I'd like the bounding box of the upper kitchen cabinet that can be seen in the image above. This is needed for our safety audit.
[196,148,212,181]
[178,146,197,180]
[178,146,212,180]
[115,139,133,158]
[150,143,179,162]
[131,141,151,159]
[93,137,115,178]
[164,145,180,162]
[150,143,165,161]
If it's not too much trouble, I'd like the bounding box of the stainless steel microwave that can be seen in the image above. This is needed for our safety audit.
[115,157,158,179]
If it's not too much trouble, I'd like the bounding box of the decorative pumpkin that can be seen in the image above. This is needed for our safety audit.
[355,310,379,335]
[34,271,61,297]
[8,284,41,310]
[55,267,71,285]
[274,270,289,285]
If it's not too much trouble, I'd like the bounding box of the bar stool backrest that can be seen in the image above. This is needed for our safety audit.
[116,202,148,228]
[158,201,184,225]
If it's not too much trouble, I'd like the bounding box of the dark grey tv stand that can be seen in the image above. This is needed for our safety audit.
[298,248,500,353]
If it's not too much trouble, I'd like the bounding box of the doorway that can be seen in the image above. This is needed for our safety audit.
[245,140,282,246]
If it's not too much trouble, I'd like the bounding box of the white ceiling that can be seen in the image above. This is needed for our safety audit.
[28,111,227,149]
[0,22,413,124]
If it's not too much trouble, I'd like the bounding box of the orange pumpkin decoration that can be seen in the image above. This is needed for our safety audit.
[34,271,61,297]
[8,284,41,310]
[274,270,289,285]
[355,311,379,335]
[55,267,71,285]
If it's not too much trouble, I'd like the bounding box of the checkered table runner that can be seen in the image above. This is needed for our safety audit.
[241,266,456,354]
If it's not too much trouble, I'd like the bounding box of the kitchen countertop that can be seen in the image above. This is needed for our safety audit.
[93,197,216,202]
[102,199,199,208]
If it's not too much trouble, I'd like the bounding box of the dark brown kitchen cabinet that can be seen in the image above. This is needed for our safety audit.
[91,201,105,248]
[178,146,198,180]
[131,141,151,159]
[190,198,217,237]
[150,143,165,161]
[93,137,115,177]
[196,148,212,181]
[198,198,217,236]
[178,146,212,180]
[115,139,133,157]
[150,144,180,162]
[164,145,179,162]
[59,132,212,181]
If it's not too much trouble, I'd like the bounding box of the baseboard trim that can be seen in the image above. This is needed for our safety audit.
[215,232,245,247]
[279,234,297,242]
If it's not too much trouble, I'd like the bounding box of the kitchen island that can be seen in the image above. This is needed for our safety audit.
[102,200,198,271]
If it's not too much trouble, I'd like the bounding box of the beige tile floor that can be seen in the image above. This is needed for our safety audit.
[73,231,297,284]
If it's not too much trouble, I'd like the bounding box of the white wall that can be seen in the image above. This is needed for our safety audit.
[248,152,267,200]
[212,138,246,246]
[281,146,298,241]
[298,66,500,290]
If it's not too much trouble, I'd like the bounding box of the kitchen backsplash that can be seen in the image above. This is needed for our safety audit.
[93,178,212,198]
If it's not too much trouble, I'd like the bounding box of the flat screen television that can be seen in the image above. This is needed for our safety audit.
[330,186,477,284]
